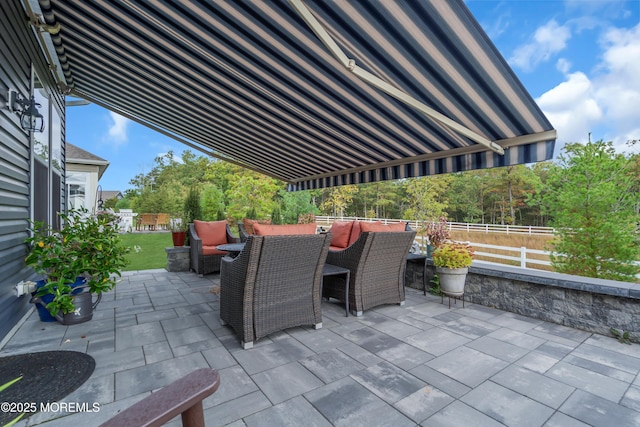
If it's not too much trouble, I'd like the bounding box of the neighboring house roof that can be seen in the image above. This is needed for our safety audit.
[100,190,123,200]
[66,142,110,179]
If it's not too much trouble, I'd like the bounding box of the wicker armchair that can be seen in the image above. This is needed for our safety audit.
[237,222,249,242]
[219,233,331,349]
[323,231,416,316]
[189,223,239,276]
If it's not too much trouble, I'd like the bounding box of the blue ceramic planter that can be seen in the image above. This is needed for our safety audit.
[33,277,87,322]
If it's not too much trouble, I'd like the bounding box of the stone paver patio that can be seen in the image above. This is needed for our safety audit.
[2,269,640,426]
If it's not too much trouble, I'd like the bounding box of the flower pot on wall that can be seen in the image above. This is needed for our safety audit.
[435,267,468,297]
[172,231,186,247]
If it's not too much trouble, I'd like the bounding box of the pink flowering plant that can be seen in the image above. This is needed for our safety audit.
[422,217,450,248]
[25,208,129,315]
[432,241,474,269]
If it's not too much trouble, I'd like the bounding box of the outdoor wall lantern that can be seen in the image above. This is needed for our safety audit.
[7,89,45,133]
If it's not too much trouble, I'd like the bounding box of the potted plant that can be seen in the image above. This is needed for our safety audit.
[171,212,188,247]
[431,241,474,297]
[422,216,450,257]
[25,208,129,324]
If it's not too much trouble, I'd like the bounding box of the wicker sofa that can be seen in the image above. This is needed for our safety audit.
[219,233,331,349]
[189,221,239,276]
[323,230,416,315]
[237,218,272,242]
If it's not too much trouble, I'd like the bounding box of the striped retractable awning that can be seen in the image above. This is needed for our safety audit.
[36,0,555,190]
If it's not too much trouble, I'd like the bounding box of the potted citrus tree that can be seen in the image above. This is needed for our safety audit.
[431,241,474,297]
[25,208,129,324]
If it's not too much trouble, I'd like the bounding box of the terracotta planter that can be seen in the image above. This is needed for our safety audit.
[436,267,468,297]
[172,231,186,247]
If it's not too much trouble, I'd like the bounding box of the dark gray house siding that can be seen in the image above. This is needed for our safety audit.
[0,0,66,340]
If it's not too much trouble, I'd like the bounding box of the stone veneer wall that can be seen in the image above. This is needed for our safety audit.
[404,260,640,342]
[165,246,191,272]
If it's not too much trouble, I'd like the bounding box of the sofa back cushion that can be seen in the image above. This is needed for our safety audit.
[243,218,271,235]
[194,220,228,246]
[359,221,406,233]
[328,220,353,249]
[347,220,362,247]
[253,222,317,236]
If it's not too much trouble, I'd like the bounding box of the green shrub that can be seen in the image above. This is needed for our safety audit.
[246,207,257,219]
[271,207,282,224]
[184,187,202,223]
[432,242,474,269]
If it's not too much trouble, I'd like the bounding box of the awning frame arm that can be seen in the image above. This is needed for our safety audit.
[288,0,504,155]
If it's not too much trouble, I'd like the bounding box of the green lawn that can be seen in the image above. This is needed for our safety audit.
[119,232,174,271]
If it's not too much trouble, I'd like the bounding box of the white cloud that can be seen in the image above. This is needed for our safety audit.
[156,151,184,164]
[509,20,572,71]
[536,71,602,144]
[536,23,640,149]
[482,11,511,40]
[593,24,640,147]
[107,112,129,144]
[556,58,572,74]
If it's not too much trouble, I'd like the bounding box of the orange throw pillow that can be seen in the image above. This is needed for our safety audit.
[253,223,317,236]
[328,221,352,248]
[194,220,228,246]
[359,221,406,233]
[348,220,362,246]
[243,218,271,234]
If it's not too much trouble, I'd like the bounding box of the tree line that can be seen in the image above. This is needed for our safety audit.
[105,140,640,282]
[110,141,637,227]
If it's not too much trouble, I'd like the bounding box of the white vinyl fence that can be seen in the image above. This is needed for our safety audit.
[317,216,640,277]
[447,222,554,236]
[465,243,551,269]
[315,216,553,270]
[316,216,554,235]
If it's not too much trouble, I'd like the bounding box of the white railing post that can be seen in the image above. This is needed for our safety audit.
[521,247,527,268]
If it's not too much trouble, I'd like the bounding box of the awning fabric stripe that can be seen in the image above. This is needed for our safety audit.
[38,0,555,190]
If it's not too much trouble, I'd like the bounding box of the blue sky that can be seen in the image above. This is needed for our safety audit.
[66,0,640,192]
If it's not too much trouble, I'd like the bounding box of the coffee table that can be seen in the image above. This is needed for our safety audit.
[216,242,245,257]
